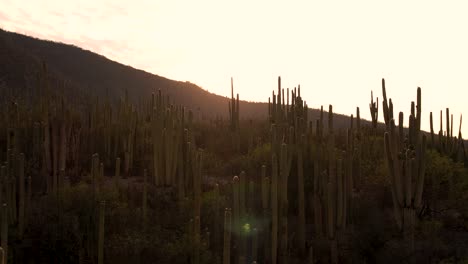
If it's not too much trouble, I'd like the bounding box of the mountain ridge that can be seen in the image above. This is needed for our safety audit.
[0,28,365,128]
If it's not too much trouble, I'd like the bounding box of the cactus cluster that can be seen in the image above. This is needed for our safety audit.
[382,79,427,249]
[429,108,466,163]
[228,78,241,151]
[1,57,467,264]
[266,77,357,263]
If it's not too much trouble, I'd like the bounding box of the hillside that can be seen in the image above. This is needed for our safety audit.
[0,28,363,127]
[1,28,467,264]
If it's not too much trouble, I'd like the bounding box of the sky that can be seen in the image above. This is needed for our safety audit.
[1,0,467,135]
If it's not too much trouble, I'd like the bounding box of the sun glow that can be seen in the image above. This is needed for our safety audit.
[1,0,467,134]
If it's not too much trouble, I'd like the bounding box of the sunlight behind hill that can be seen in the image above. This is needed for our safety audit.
[1,0,467,135]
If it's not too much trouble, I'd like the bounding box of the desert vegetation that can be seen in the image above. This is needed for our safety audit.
[0,58,467,264]
[1,30,468,264]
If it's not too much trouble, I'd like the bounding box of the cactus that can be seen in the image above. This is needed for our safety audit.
[43,115,51,193]
[0,167,4,210]
[99,162,104,185]
[115,157,121,180]
[369,91,379,129]
[232,175,240,237]
[382,85,427,251]
[239,171,247,221]
[252,227,258,262]
[192,149,203,264]
[26,176,32,226]
[91,154,100,201]
[18,153,25,240]
[430,112,435,146]
[228,78,240,151]
[297,134,306,254]
[270,153,278,264]
[3,165,10,226]
[59,119,66,171]
[223,208,232,264]
[98,201,105,264]
[142,169,147,231]
[260,165,270,263]
[212,183,221,256]
[1,204,7,264]
[308,245,314,264]
[52,119,59,194]
[229,78,240,133]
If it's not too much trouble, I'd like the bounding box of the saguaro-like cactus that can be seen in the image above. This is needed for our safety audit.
[270,152,279,264]
[98,201,105,264]
[142,169,148,231]
[228,78,240,151]
[228,78,240,133]
[369,91,379,129]
[223,208,232,264]
[297,134,306,254]
[192,149,203,264]
[91,154,100,201]
[382,82,427,250]
[115,157,121,181]
[18,153,25,240]
[260,165,270,263]
[1,203,8,264]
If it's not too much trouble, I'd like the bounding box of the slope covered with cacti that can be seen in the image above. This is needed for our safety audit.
[1,29,468,264]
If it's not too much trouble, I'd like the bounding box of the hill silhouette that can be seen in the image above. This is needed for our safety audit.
[0,28,365,128]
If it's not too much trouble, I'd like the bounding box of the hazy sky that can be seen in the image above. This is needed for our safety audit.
[1,0,467,135]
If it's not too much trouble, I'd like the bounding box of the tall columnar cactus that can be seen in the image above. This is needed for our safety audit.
[279,142,293,264]
[59,119,67,171]
[228,78,240,152]
[308,246,314,264]
[432,107,465,161]
[43,115,51,193]
[0,167,4,208]
[18,153,25,240]
[382,84,427,250]
[52,119,59,194]
[309,102,355,263]
[142,169,148,231]
[260,165,270,263]
[252,227,258,262]
[297,134,306,254]
[98,200,105,264]
[1,203,7,264]
[228,78,240,133]
[232,175,240,246]
[381,78,394,130]
[239,171,247,221]
[192,149,203,264]
[223,208,232,264]
[238,171,247,264]
[99,162,104,186]
[151,94,186,188]
[91,154,100,201]
[270,123,294,264]
[369,91,379,129]
[3,164,11,226]
[26,176,32,225]
[270,153,278,264]
[384,130,427,232]
[327,181,337,264]
[430,112,435,146]
[114,157,121,191]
